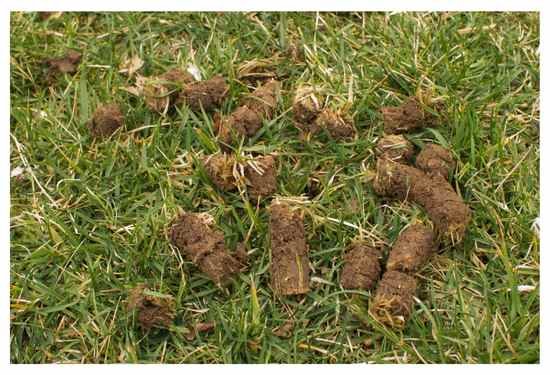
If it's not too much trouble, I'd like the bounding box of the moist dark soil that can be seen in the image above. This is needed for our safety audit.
[203,153,237,191]
[269,201,310,296]
[169,213,242,286]
[143,68,195,113]
[127,284,176,330]
[386,224,436,273]
[381,97,428,134]
[415,143,456,179]
[179,75,228,112]
[292,86,321,124]
[373,158,471,243]
[375,134,415,163]
[242,79,281,119]
[44,50,81,82]
[215,105,263,145]
[370,270,417,327]
[244,155,277,199]
[87,103,124,138]
[340,243,381,290]
[314,109,356,140]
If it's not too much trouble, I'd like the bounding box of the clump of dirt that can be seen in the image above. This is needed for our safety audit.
[340,243,381,290]
[127,284,176,330]
[386,224,436,273]
[87,103,124,138]
[215,80,280,145]
[244,155,277,199]
[215,105,263,145]
[373,158,471,243]
[269,201,310,296]
[369,271,417,327]
[143,68,195,114]
[242,79,281,119]
[381,97,430,134]
[169,212,242,286]
[292,86,322,125]
[314,109,356,140]
[203,153,237,191]
[415,143,456,179]
[375,134,415,162]
[44,49,81,82]
[179,75,229,112]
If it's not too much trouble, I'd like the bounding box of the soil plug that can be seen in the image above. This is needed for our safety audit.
[386,224,436,273]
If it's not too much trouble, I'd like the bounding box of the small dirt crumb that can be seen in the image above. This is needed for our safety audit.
[245,155,277,199]
[375,135,414,162]
[179,75,228,112]
[341,243,381,291]
[381,97,429,134]
[203,153,237,191]
[415,143,456,179]
[292,86,322,124]
[234,243,248,265]
[45,50,81,82]
[269,201,310,296]
[127,284,175,330]
[272,319,294,338]
[143,68,195,114]
[169,213,242,286]
[370,271,417,328]
[215,105,263,146]
[185,321,216,340]
[314,109,356,140]
[87,103,124,138]
[386,224,436,273]
[242,79,281,119]
[373,158,471,243]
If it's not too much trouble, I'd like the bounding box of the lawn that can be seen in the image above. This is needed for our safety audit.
[9,12,539,363]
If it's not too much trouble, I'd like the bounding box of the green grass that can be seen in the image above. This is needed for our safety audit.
[10,11,539,364]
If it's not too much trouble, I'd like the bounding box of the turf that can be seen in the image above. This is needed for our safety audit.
[10,12,539,363]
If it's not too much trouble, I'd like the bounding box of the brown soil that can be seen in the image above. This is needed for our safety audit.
[415,143,456,179]
[292,86,321,124]
[370,271,417,327]
[87,103,124,138]
[373,158,471,243]
[242,79,281,119]
[169,213,242,286]
[340,243,381,290]
[269,201,310,296]
[215,105,263,145]
[386,224,436,273]
[203,153,237,191]
[244,155,277,199]
[381,97,429,134]
[143,68,195,114]
[127,284,175,330]
[45,50,81,82]
[375,134,415,162]
[314,109,356,140]
[179,75,228,112]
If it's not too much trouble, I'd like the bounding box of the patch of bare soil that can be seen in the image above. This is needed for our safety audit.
[169,212,243,286]
[375,134,415,163]
[415,143,456,180]
[386,224,436,273]
[87,103,124,138]
[269,201,310,296]
[340,243,381,290]
[373,158,471,243]
[369,271,417,328]
[127,284,175,330]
